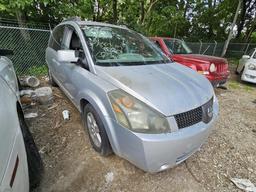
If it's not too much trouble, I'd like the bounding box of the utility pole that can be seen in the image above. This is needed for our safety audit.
[221,0,242,57]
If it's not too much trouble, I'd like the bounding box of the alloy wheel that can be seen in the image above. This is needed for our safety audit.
[86,112,102,148]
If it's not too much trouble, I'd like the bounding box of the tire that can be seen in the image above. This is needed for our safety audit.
[239,68,244,82]
[239,68,244,77]
[235,64,239,75]
[83,104,112,156]
[48,70,58,87]
[18,107,43,189]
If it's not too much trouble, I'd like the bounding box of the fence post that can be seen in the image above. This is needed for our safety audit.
[199,40,202,54]
[221,0,242,57]
[213,40,217,56]
[244,43,250,54]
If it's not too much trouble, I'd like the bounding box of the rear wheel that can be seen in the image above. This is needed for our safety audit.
[239,68,244,81]
[235,64,240,75]
[82,104,112,156]
[18,106,43,189]
[48,70,58,87]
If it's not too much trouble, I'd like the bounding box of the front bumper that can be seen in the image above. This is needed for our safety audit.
[206,72,230,87]
[211,79,228,87]
[109,100,218,173]
[241,69,256,84]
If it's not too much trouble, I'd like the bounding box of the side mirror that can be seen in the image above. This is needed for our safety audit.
[242,55,250,59]
[57,50,78,62]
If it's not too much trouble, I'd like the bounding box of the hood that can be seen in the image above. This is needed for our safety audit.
[173,54,227,65]
[96,63,214,116]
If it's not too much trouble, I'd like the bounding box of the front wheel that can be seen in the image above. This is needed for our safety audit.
[82,104,112,156]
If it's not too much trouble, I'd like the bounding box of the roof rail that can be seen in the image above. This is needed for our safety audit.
[62,16,81,22]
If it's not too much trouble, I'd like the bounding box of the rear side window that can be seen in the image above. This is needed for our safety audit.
[49,25,65,51]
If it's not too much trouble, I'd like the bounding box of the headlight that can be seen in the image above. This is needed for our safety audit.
[108,90,170,134]
[209,63,217,72]
[248,64,256,70]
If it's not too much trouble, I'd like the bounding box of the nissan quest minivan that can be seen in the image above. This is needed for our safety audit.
[46,18,219,173]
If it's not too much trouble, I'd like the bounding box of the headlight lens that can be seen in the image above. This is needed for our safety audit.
[248,64,256,70]
[108,90,170,134]
[209,63,217,72]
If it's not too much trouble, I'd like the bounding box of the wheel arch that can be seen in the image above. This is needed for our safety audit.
[78,91,121,154]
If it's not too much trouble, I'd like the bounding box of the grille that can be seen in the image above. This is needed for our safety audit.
[174,106,203,129]
[174,98,213,129]
[216,63,227,73]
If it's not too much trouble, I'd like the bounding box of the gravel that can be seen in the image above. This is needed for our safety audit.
[30,69,256,192]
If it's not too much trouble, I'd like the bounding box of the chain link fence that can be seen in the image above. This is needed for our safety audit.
[186,41,256,58]
[0,21,50,75]
[0,21,256,76]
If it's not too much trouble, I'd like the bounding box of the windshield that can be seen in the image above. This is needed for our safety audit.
[164,39,192,54]
[81,25,169,66]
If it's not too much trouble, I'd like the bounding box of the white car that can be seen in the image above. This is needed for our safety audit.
[236,48,256,83]
[0,49,43,192]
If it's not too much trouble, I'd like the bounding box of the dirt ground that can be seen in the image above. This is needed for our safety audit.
[28,65,256,192]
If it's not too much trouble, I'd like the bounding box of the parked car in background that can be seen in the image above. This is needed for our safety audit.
[236,48,256,84]
[46,19,218,173]
[0,49,43,192]
[150,37,230,87]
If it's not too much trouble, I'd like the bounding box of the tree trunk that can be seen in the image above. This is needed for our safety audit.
[236,0,247,39]
[96,0,100,21]
[112,0,118,24]
[91,0,96,21]
[16,10,30,41]
[140,0,145,24]
[92,0,100,21]
[221,0,242,57]
[244,21,256,42]
[142,0,158,25]
[207,0,214,38]
[213,0,217,7]
[183,1,188,18]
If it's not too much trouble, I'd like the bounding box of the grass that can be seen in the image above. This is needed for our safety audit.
[227,58,240,66]
[27,65,48,76]
[228,80,241,89]
[228,80,254,92]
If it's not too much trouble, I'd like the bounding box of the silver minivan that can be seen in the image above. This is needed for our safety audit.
[46,19,218,173]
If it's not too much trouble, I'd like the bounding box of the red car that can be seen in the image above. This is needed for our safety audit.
[150,37,230,87]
